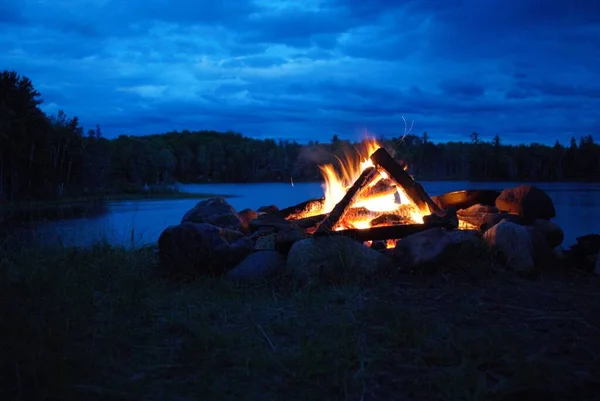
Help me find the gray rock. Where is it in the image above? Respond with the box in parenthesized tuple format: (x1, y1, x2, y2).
(393, 227, 479, 269)
(483, 220, 535, 273)
(225, 251, 285, 282)
(255, 233, 277, 250)
(158, 222, 253, 275)
(286, 236, 393, 283)
(181, 197, 243, 231)
(594, 253, 600, 276)
(531, 219, 564, 248)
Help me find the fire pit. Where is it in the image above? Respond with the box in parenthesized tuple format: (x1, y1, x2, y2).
(158, 139, 566, 282)
(272, 139, 457, 248)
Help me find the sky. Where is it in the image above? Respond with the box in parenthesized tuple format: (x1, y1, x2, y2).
(1, 0, 599, 145)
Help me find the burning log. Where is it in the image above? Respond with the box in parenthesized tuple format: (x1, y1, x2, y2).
(315, 166, 380, 233)
(370, 148, 443, 216)
(277, 198, 325, 220)
(369, 214, 408, 227)
(313, 222, 449, 242)
(358, 179, 397, 201)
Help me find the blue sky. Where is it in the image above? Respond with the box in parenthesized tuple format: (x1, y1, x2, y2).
(1, 0, 599, 144)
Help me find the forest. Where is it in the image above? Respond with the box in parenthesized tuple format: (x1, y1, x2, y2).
(1, 69, 600, 202)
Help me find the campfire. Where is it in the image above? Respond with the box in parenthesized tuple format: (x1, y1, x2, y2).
(276, 139, 458, 248)
(160, 137, 564, 281)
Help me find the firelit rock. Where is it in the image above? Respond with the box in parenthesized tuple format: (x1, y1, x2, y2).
(237, 208, 258, 233)
(495, 185, 556, 220)
(483, 220, 535, 273)
(479, 212, 523, 233)
(158, 222, 252, 276)
(225, 251, 285, 282)
(181, 197, 243, 231)
(286, 236, 393, 283)
(393, 227, 479, 269)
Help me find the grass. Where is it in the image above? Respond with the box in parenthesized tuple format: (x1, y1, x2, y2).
(1, 241, 600, 401)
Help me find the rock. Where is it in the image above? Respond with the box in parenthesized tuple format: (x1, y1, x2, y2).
(225, 251, 285, 282)
(594, 253, 600, 276)
(532, 219, 564, 248)
(238, 208, 258, 233)
(480, 212, 523, 233)
(257, 205, 279, 214)
(483, 220, 535, 273)
(181, 197, 243, 231)
(158, 222, 253, 275)
(255, 233, 277, 250)
(286, 236, 394, 283)
(456, 204, 501, 231)
(393, 227, 479, 269)
(495, 185, 556, 220)
(526, 226, 556, 269)
(250, 213, 297, 231)
(276, 225, 306, 252)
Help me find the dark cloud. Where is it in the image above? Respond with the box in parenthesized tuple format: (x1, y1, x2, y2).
(0, 0, 597, 145)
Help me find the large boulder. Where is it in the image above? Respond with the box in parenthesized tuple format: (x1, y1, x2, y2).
(393, 227, 479, 269)
(286, 236, 393, 283)
(495, 185, 556, 221)
(181, 197, 243, 231)
(531, 218, 564, 248)
(483, 220, 535, 273)
(158, 222, 253, 275)
(225, 251, 285, 282)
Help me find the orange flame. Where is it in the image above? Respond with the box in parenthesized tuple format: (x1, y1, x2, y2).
(303, 138, 428, 230)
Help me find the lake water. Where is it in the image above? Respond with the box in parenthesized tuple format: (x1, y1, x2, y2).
(18, 181, 600, 249)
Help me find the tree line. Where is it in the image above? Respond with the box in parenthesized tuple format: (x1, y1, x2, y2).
(1, 70, 599, 202)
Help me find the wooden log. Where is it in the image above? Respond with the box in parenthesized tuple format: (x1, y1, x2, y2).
(294, 214, 328, 230)
(277, 198, 325, 220)
(370, 148, 443, 216)
(313, 222, 448, 242)
(369, 214, 409, 227)
(357, 179, 397, 201)
(315, 166, 379, 233)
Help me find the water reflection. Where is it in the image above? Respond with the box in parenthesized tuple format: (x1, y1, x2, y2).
(23, 181, 600, 248)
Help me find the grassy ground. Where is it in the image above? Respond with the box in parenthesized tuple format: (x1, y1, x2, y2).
(1, 243, 599, 401)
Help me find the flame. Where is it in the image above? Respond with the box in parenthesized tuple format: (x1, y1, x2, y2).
(303, 137, 429, 230)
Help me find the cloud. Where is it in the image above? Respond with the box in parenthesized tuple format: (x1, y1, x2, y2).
(0, 0, 598, 145)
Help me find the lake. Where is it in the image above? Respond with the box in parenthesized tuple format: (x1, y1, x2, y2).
(17, 181, 600, 249)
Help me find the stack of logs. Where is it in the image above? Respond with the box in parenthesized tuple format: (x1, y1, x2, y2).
(277, 148, 458, 242)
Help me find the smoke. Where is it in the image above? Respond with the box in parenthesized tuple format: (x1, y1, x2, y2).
(296, 145, 333, 166)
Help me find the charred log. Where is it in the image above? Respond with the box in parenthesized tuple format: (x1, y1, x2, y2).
(277, 198, 325, 220)
(294, 214, 328, 230)
(313, 222, 449, 242)
(315, 166, 379, 233)
(370, 148, 443, 216)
